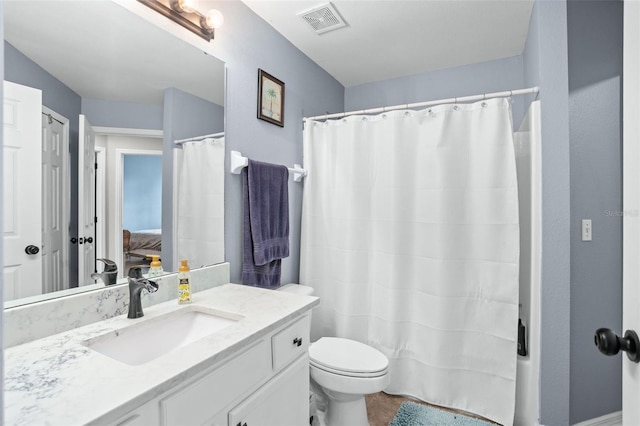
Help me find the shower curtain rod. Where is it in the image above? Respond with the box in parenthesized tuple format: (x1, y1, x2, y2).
(174, 131, 225, 145)
(303, 86, 540, 122)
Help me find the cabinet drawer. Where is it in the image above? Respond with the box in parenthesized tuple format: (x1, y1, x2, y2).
(271, 314, 311, 371)
(160, 339, 271, 425)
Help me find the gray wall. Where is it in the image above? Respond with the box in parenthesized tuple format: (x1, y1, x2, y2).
(568, 1, 623, 423)
(81, 98, 163, 130)
(4, 42, 82, 131)
(524, 1, 572, 424)
(346, 55, 527, 128)
(161, 87, 225, 271)
(200, 1, 344, 285)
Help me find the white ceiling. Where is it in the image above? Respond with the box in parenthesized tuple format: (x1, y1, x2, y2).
(4, 1, 225, 106)
(242, 0, 534, 87)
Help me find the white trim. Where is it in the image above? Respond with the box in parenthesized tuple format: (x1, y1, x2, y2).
(93, 126, 163, 138)
(572, 411, 622, 426)
(114, 148, 162, 275)
(623, 1, 640, 424)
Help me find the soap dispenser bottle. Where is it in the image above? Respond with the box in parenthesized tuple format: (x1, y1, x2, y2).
(178, 259, 192, 304)
(146, 255, 164, 278)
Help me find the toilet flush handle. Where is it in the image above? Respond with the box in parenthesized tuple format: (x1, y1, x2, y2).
(293, 337, 303, 347)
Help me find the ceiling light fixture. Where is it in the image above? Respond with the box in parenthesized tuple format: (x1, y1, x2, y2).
(137, 0, 223, 42)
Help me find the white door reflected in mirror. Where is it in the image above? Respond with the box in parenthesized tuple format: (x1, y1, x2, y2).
(78, 115, 97, 287)
(3, 81, 43, 301)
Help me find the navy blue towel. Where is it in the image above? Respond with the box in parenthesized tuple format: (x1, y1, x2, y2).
(242, 159, 290, 288)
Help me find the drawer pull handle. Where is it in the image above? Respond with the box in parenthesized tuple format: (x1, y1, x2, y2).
(293, 337, 303, 347)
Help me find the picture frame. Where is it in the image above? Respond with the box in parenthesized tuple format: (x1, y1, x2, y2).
(257, 69, 285, 127)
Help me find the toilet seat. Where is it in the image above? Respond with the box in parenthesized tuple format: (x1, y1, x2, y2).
(310, 337, 389, 378)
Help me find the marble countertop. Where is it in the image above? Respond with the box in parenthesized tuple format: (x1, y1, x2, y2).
(5, 284, 318, 426)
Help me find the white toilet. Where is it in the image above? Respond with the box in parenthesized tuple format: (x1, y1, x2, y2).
(278, 284, 390, 426)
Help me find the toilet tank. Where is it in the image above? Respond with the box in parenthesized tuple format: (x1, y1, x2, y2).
(277, 283, 315, 296)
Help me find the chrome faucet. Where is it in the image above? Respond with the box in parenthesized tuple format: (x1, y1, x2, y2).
(127, 266, 159, 319)
(91, 258, 118, 286)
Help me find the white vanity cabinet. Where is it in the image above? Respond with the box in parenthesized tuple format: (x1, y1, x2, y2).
(107, 313, 311, 426)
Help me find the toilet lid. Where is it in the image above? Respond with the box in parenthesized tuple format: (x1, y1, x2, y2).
(309, 337, 389, 375)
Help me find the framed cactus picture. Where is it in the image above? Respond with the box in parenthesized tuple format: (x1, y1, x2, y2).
(257, 69, 285, 127)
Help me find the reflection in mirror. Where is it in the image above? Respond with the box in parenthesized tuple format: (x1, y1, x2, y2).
(3, 0, 225, 307)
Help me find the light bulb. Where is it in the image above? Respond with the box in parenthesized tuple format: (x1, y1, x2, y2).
(203, 9, 224, 29)
(178, 0, 197, 13)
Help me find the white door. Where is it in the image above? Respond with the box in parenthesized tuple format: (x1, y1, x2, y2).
(623, 2, 640, 423)
(41, 111, 67, 293)
(2, 81, 42, 300)
(78, 115, 96, 286)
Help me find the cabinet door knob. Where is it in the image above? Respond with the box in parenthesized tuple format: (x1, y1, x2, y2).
(293, 337, 302, 347)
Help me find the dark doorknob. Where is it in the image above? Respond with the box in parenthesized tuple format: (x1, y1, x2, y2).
(594, 328, 640, 363)
(24, 245, 40, 255)
(85, 237, 93, 244)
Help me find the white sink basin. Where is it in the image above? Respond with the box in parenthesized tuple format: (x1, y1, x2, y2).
(85, 307, 243, 365)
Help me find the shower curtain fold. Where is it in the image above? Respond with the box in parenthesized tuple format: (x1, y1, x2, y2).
(177, 137, 225, 268)
(300, 98, 519, 426)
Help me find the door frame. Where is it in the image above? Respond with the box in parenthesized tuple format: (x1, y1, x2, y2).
(114, 147, 163, 274)
(94, 127, 163, 278)
(623, 1, 640, 423)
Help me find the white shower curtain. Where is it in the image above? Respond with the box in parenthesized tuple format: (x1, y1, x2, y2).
(300, 98, 519, 426)
(177, 137, 225, 268)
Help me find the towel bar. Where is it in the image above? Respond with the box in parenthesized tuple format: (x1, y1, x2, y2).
(230, 150, 307, 182)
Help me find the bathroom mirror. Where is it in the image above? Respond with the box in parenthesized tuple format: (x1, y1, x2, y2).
(3, 0, 225, 307)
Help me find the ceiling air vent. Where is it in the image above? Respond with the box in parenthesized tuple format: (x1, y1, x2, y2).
(298, 2, 347, 35)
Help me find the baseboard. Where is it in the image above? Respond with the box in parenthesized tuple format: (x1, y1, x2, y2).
(572, 411, 622, 426)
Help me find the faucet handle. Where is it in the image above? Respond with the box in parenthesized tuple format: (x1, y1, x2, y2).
(128, 266, 142, 279)
(97, 258, 117, 273)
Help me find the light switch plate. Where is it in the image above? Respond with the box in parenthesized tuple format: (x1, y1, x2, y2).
(582, 219, 592, 241)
